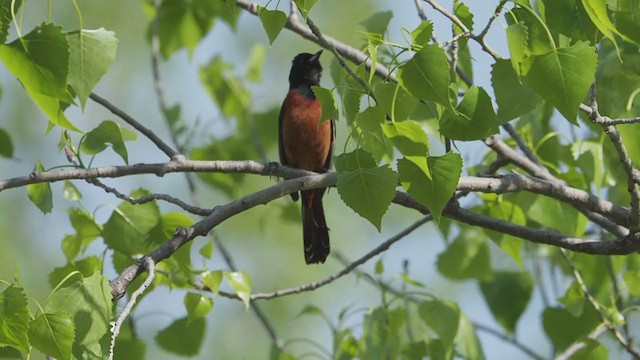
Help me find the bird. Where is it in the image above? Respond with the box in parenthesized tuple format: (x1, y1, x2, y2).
(279, 50, 335, 264)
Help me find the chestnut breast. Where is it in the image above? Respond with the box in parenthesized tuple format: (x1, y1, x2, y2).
(280, 90, 333, 172)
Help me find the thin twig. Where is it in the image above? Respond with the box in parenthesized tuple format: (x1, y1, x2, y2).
(413, 0, 428, 21)
(110, 257, 155, 360)
(473, 323, 546, 360)
(214, 235, 284, 348)
(555, 324, 608, 360)
(214, 216, 433, 301)
(422, 0, 501, 59)
(502, 123, 540, 165)
(580, 87, 640, 228)
(304, 16, 377, 103)
(477, 0, 508, 39)
(89, 93, 179, 160)
(89, 178, 211, 216)
(234, 0, 396, 81)
(560, 250, 640, 359)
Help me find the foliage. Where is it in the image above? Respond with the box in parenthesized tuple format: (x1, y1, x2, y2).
(1, 0, 640, 358)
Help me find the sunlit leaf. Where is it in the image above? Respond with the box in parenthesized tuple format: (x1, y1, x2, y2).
(66, 29, 118, 109)
(27, 159, 53, 214)
(225, 271, 252, 309)
(28, 311, 74, 360)
(155, 317, 206, 356)
(257, 7, 286, 45)
(0, 285, 31, 353)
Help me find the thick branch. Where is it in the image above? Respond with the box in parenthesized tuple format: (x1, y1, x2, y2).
(110, 172, 336, 299)
(458, 175, 630, 227)
(444, 204, 640, 255)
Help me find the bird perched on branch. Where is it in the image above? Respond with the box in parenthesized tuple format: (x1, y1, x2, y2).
(279, 50, 335, 264)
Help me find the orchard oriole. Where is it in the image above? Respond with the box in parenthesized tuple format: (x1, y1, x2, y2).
(279, 50, 335, 264)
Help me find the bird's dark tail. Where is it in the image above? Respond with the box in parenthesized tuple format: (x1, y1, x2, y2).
(301, 189, 330, 264)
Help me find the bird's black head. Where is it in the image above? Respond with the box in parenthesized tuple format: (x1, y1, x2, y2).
(288, 50, 323, 90)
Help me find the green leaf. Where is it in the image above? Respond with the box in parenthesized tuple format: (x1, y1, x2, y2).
(483, 198, 525, 267)
(336, 163, 397, 231)
(612, 6, 640, 45)
(62, 181, 82, 201)
(81, 120, 136, 164)
(293, 0, 318, 18)
(335, 148, 377, 172)
(199, 56, 250, 118)
(199, 239, 214, 259)
(570, 339, 608, 360)
(224, 271, 251, 309)
(398, 45, 451, 108)
(66, 29, 117, 109)
(491, 59, 542, 122)
(28, 312, 74, 360)
(0, 23, 77, 130)
(360, 11, 393, 37)
(0, 128, 13, 158)
(0, 23, 71, 101)
(440, 86, 498, 140)
(397, 152, 462, 222)
(456, 314, 485, 360)
(480, 271, 533, 333)
(200, 270, 223, 295)
(0, 285, 31, 353)
(354, 106, 389, 162)
(101, 189, 161, 254)
(154, 0, 217, 58)
(45, 273, 112, 359)
(155, 317, 206, 356)
(543, 306, 600, 350)
(623, 270, 640, 296)
(375, 82, 419, 121)
(360, 307, 404, 358)
(540, 0, 598, 45)
(526, 194, 587, 236)
(0, 0, 23, 43)
(27, 159, 53, 214)
(257, 7, 286, 45)
(453, 0, 474, 33)
(524, 42, 597, 124)
(48, 256, 103, 288)
(381, 120, 429, 156)
(505, 22, 531, 76)
(580, 0, 620, 51)
(418, 300, 460, 348)
(312, 86, 338, 123)
(245, 44, 266, 82)
(558, 280, 586, 316)
(59, 208, 102, 261)
(184, 292, 213, 325)
(437, 230, 492, 280)
(411, 20, 434, 47)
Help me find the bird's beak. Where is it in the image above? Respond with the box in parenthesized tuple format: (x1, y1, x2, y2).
(309, 50, 323, 63)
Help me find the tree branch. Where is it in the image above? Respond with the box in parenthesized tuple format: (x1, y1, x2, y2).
(109, 257, 155, 360)
(444, 204, 640, 255)
(214, 215, 433, 301)
(233, 0, 396, 81)
(89, 93, 179, 160)
(109, 172, 336, 299)
(580, 97, 640, 228)
(560, 250, 640, 359)
(214, 234, 284, 348)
